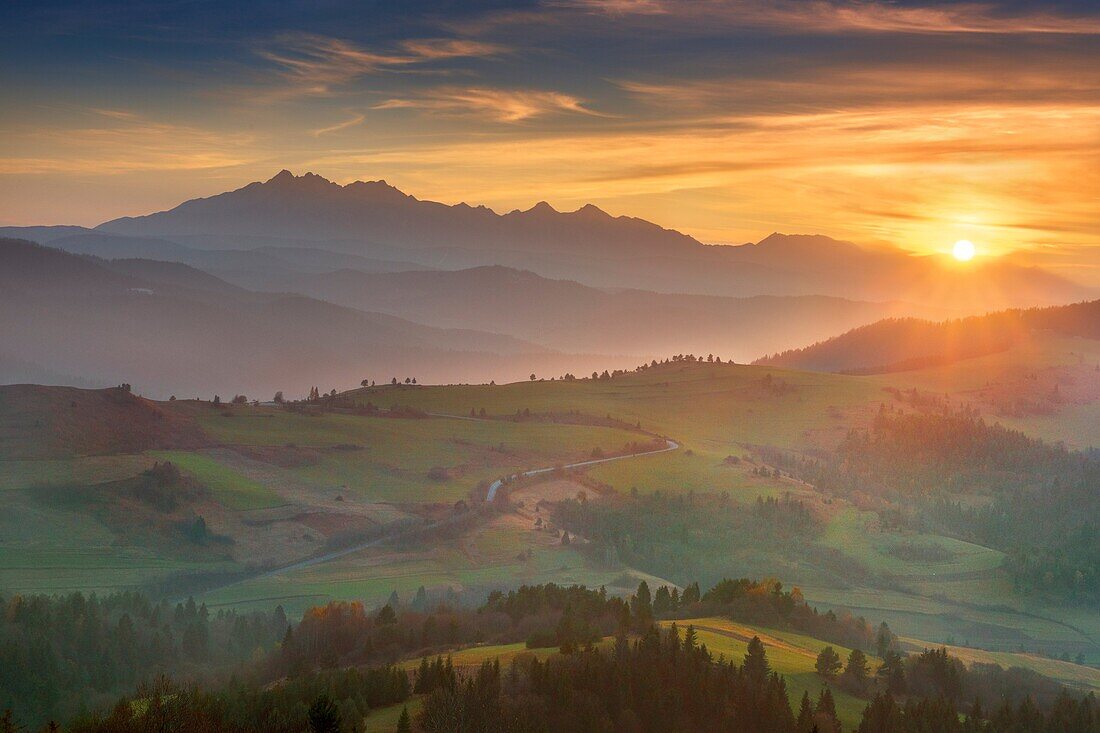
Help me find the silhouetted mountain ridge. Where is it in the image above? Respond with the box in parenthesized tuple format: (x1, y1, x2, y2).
(90, 171, 1090, 307)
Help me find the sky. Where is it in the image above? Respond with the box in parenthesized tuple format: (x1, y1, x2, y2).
(1, 0, 1098, 273)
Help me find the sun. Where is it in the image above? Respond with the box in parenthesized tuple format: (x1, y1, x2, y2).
(952, 239, 976, 262)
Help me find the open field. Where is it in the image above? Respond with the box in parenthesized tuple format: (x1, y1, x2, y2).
(149, 450, 284, 510)
(3, 350, 1097, 677)
(191, 405, 649, 505)
(799, 583, 1100, 664)
(349, 364, 883, 454)
(363, 697, 423, 733)
(0, 545, 234, 594)
(863, 334, 1100, 450)
(200, 527, 624, 616)
(817, 508, 1005, 578)
(584, 446, 788, 499)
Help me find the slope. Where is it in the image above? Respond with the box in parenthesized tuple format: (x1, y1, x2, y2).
(0, 238, 578, 398)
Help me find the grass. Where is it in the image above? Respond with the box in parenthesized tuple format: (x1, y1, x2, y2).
(363, 696, 423, 733)
(348, 363, 882, 454)
(663, 617, 870, 729)
(0, 455, 157, 493)
(150, 450, 284, 510)
(585, 446, 788, 500)
(200, 520, 632, 616)
(193, 407, 647, 505)
(5, 351, 1097, 675)
(797, 583, 1100, 663)
(817, 508, 1004, 578)
(863, 334, 1100, 450)
(0, 545, 232, 594)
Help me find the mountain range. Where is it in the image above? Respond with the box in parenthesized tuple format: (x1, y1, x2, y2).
(10, 169, 1080, 307)
(2, 170, 1094, 396)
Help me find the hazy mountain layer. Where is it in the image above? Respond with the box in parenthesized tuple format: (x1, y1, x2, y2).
(0, 238, 608, 398)
(89, 171, 1091, 307)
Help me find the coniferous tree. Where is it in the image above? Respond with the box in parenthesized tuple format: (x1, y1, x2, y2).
(307, 695, 340, 733)
(815, 687, 842, 733)
(816, 646, 842, 678)
(797, 690, 815, 732)
(395, 705, 411, 733)
(744, 636, 771, 685)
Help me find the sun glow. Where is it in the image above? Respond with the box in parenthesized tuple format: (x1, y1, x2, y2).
(952, 239, 976, 261)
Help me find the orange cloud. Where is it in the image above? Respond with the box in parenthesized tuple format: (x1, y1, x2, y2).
(554, 0, 1100, 34)
(0, 109, 256, 175)
(374, 87, 604, 122)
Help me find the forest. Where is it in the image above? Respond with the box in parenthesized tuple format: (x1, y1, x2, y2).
(5, 580, 1098, 732)
(52, 625, 1100, 733)
(762, 408, 1100, 604)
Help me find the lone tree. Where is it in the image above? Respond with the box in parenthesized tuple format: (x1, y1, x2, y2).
(816, 646, 842, 678)
(530, 373, 536, 381)
(273, 391, 284, 404)
(361, 379, 370, 387)
(396, 706, 412, 733)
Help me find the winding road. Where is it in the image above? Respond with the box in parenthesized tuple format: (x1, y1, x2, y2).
(486, 437, 680, 501)
(200, 420, 679, 600)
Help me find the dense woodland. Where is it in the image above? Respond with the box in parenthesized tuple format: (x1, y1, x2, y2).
(22, 626, 1100, 733)
(8, 580, 1098, 732)
(765, 408, 1100, 604)
(0, 592, 287, 725)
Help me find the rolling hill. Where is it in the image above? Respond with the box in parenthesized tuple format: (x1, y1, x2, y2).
(0, 384, 208, 459)
(0, 237, 602, 398)
(755, 300, 1100, 373)
(244, 264, 945, 361)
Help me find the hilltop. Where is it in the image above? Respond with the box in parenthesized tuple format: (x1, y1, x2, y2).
(0, 384, 207, 459)
(755, 300, 1100, 373)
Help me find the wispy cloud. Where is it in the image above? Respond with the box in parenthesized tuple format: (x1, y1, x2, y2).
(398, 38, 508, 60)
(312, 113, 366, 136)
(374, 87, 604, 122)
(254, 33, 506, 99)
(551, 0, 1100, 35)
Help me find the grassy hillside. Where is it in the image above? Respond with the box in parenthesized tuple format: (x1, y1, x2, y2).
(4, 338, 1098, 668)
(0, 384, 207, 459)
(341, 358, 1100, 662)
(756, 300, 1100, 374)
(0, 390, 649, 598)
